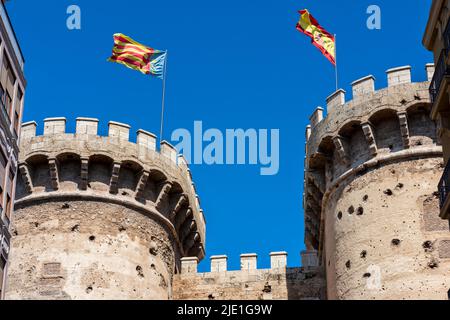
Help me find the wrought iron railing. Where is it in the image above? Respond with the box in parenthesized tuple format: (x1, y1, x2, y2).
(0, 218, 10, 260)
(438, 160, 450, 209)
(430, 48, 450, 104)
(430, 20, 450, 103)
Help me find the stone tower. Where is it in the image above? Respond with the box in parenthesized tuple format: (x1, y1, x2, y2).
(4, 117, 206, 300)
(304, 65, 450, 300)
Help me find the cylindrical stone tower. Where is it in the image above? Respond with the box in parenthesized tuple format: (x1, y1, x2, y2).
(4, 117, 206, 300)
(304, 65, 450, 300)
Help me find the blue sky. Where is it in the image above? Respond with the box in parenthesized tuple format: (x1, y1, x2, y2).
(6, 0, 433, 271)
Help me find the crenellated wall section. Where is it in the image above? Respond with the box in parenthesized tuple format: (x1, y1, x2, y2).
(173, 251, 325, 300)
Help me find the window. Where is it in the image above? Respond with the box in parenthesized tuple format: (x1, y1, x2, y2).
(8, 168, 14, 182)
(0, 255, 5, 298)
(0, 186, 3, 214)
(0, 53, 15, 118)
(4, 194, 11, 224)
(13, 88, 22, 135)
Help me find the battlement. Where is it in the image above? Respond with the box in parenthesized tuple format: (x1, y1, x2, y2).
(173, 251, 325, 300)
(302, 64, 442, 252)
(179, 250, 319, 274)
(16, 117, 206, 260)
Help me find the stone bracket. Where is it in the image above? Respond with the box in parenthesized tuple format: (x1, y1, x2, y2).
(333, 136, 350, 165)
(80, 157, 89, 190)
(397, 112, 410, 149)
(170, 194, 187, 221)
(181, 220, 197, 244)
(109, 162, 121, 194)
(361, 122, 378, 156)
(175, 207, 192, 234)
(134, 170, 150, 199)
(18, 163, 33, 194)
(48, 158, 59, 191)
(184, 232, 200, 253)
(156, 181, 172, 211)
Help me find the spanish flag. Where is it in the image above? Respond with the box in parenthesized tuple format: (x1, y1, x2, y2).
(296, 10, 336, 65)
(108, 33, 166, 78)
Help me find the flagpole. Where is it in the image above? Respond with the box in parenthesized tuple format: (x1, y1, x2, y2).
(334, 34, 338, 91)
(159, 51, 168, 145)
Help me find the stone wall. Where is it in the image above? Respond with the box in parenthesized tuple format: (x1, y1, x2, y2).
(173, 252, 326, 300)
(324, 159, 450, 299)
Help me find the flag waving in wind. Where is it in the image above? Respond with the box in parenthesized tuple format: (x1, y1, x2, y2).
(296, 10, 336, 65)
(108, 33, 166, 78)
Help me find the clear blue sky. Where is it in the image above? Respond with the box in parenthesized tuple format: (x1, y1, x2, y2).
(6, 0, 432, 271)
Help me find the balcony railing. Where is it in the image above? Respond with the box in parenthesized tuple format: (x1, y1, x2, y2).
(438, 160, 450, 209)
(430, 19, 450, 104)
(430, 49, 450, 104)
(0, 218, 10, 259)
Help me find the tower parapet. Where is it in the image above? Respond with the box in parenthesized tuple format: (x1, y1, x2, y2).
(5, 117, 205, 300)
(304, 64, 450, 300)
(173, 251, 325, 300)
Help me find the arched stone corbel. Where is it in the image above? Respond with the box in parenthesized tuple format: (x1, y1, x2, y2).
(18, 163, 33, 194)
(332, 135, 350, 165)
(80, 157, 89, 190)
(48, 158, 59, 191)
(109, 162, 121, 194)
(361, 122, 378, 156)
(134, 170, 150, 199)
(397, 111, 410, 149)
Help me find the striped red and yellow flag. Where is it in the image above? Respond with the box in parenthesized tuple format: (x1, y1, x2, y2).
(296, 10, 336, 65)
(108, 33, 166, 78)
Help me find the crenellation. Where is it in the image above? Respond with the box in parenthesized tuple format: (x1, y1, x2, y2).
(270, 252, 287, 269)
(326, 89, 345, 113)
(211, 255, 228, 272)
(137, 129, 157, 152)
(76, 117, 99, 136)
(108, 121, 130, 141)
(161, 140, 178, 164)
(301, 250, 319, 268)
(240, 253, 257, 271)
(309, 107, 324, 128)
(181, 257, 198, 274)
(351, 75, 375, 98)
(305, 125, 312, 142)
(386, 65, 412, 87)
(43, 117, 66, 136)
(20, 121, 37, 141)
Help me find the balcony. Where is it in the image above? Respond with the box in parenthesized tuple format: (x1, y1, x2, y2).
(438, 160, 450, 219)
(0, 218, 9, 260)
(430, 49, 450, 104)
(429, 19, 450, 119)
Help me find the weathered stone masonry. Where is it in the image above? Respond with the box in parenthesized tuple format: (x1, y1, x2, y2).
(173, 252, 326, 300)
(304, 64, 450, 300)
(4, 117, 206, 300)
